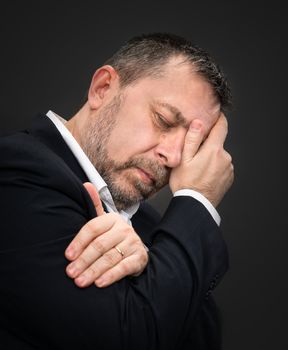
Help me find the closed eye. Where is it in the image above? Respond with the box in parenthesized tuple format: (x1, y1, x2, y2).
(155, 113, 173, 130)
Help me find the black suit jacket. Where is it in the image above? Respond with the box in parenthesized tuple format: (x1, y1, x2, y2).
(0, 114, 228, 349)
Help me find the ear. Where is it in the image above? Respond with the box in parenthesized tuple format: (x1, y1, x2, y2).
(88, 65, 119, 109)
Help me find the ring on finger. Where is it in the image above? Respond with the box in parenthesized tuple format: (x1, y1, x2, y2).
(115, 245, 125, 258)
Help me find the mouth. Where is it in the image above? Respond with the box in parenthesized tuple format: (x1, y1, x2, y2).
(135, 167, 155, 185)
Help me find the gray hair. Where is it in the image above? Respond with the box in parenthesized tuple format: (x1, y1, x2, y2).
(105, 32, 232, 111)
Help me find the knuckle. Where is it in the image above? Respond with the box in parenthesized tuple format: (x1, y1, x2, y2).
(72, 236, 86, 251)
(138, 253, 148, 268)
(121, 225, 135, 238)
(122, 226, 132, 236)
(86, 265, 98, 278)
(142, 250, 149, 264)
(103, 270, 114, 282)
(91, 239, 105, 255)
(224, 151, 232, 163)
(130, 232, 140, 242)
(134, 244, 146, 259)
(128, 237, 143, 252)
(85, 218, 98, 233)
(138, 241, 147, 253)
(212, 147, 232, 165)
(75, 255, 88, 269)
(103, 251, 117, 266)
(120, 260, 131, 275)
(132, 262, 141, 274)
(135, 258, 145, 272)
(211, 145, 222, 156)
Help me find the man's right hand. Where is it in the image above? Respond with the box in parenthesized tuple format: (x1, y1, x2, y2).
(169, 113, 234, 207)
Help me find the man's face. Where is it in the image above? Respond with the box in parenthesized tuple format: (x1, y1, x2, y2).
(82, 60, 220, 210)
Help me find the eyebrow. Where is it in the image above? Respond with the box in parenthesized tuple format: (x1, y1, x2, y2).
(153, 101, 190, 128)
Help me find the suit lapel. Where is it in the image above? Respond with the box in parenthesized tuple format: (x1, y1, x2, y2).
(25, 113, 89, 184)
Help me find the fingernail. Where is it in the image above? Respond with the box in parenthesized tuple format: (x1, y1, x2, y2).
(190, 120, 202, 130)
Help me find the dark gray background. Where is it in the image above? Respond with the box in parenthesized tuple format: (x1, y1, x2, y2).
(1, 1, 287, 349)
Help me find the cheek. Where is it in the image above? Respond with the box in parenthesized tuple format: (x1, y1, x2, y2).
(107, 119, 158, 161)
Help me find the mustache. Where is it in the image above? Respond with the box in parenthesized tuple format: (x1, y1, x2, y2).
(115, 156, 170, 188)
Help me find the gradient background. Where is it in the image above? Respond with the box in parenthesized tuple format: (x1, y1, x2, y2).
(1, 1, 287, 349)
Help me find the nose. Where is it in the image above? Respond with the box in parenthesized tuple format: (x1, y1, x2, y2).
(155, 130, 185, 168)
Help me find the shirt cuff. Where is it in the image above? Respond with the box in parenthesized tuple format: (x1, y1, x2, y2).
(173, 189, 221, 226)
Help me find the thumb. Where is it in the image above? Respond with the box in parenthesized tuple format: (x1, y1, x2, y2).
(205, 113, 228, 147)
(83, 182, 105, 216)
(182, 119, 204, 163)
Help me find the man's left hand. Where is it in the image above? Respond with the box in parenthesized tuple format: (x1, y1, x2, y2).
(65, 182, 148, 288)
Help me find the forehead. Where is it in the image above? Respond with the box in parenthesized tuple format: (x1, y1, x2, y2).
(123, 60, 221, 134)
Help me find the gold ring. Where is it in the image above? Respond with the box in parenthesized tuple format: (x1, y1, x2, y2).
(115, 246, 124, 258)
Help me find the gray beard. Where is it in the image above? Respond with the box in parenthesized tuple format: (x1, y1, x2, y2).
(80, 95, 169, 211)
(100, 155, 169, 210)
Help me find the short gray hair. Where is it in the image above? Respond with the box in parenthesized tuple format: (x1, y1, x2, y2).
(105, 32, 232, 111)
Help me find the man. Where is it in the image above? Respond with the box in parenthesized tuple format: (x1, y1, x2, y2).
(0, 33, 234, 349)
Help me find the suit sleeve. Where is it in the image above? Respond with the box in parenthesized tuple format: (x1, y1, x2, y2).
(0, 135, 228, 350)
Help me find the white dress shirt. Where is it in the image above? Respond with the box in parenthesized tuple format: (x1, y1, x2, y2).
(46, 111, 220, 226)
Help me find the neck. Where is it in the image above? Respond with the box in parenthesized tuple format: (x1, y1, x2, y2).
(65, 103, 90, 146)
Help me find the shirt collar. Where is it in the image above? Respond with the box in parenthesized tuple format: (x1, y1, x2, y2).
(46, 110, 139, 222)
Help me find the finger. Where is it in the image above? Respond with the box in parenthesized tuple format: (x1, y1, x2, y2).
(72, 237, 146, 287)
(65, 213, 116, 260)
(95, 254, 148, 288)
(71, 234, 138, 285)
(83, 182, 105, 216)
(73, 248, 123, 287)
(182, 119, 205, 163)
(66, 226, 127, 278)
(205, 113, 228, 147)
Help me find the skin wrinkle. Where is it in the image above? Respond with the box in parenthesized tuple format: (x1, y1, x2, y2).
(79, 94, 169, 210)
(72, 58, 221, 211)
(152, 100, 190, 129)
